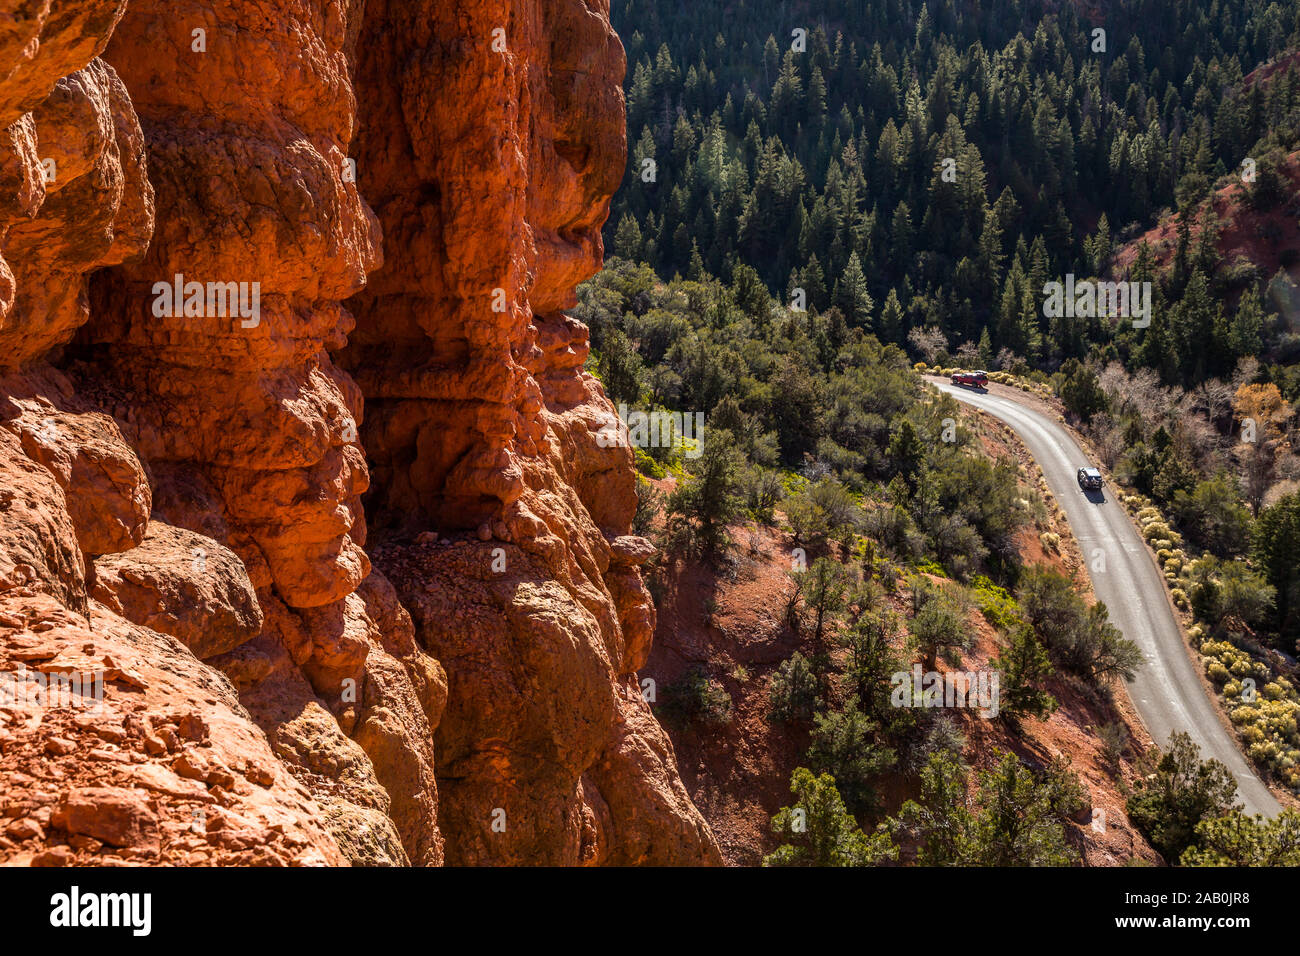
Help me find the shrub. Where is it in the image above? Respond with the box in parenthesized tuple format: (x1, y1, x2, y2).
(807, 701, 896, 815)
(764, 768, 898, 867)
(660, 666, 732, 728)
(1097, 721, 1130, 768)
(768, 653, 820, 724)
(913, 558, 947, 577)
(634, 447, 665, 479)
(1127, 731, 1240, 862)
(971, 574, 1025, 631)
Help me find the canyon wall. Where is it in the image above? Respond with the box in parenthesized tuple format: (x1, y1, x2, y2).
(0, 0, 718, 866)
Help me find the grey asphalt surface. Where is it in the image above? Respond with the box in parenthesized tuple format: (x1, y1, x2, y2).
(931, 378, 1281, 818)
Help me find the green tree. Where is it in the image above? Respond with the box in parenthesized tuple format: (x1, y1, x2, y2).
(1017, 566, 1143, 685)
(1170, 474, 1252, 557)
(969, 753, 1078, 866)
(596, 328, 643, 405)
(890, 749, 973, 865)
(632, 475, 663, 538)
(660, 665, 732, 729)
(796, 556, 852, 655)
(807, 701, 895, 815)
(612, 213, 643, 261)
(665, 428, 745, 558)
(887, 419, 926, 489)
(1180, 809, 1300, 866)
(834, 251, 874, 328)
(769, 356, 824, 463)
(1247, 154, 1286, 210)
(890, 201, 914, 264)
(1254, 493, 1300, 649)
(1126, 731, 1241, 862)
(991, 625, 1057, 724)
(769, 653, 820, 724)
(764, 768, 898, 867)
(839, 611, 903, 719)
(1058, 358, 1107, 424)
(890, 750, 1077, 866)
(907, 580, 969, 671)
(879, 288, 904, 343)
(1188, 557, 1275, 632)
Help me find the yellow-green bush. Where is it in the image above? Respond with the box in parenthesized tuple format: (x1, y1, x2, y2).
(1249, 741, 1281, 763)
(1231, 704, 1261, 725)
(1264, 681, 1290, 702)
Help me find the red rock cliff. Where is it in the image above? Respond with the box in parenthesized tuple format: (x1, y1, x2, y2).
(0, 0, 718, 866)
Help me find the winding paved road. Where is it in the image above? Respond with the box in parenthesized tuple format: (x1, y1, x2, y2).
(930, 378, 1280, 818)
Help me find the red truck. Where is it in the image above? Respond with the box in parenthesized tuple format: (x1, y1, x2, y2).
(951, 370, 988, 388)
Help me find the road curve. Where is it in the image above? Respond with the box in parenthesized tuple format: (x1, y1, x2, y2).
(930, 378, 1281, 818)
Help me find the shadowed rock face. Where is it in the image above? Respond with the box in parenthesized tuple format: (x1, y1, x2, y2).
(0, 0, 717, 867)
(342, 0, 628, 532)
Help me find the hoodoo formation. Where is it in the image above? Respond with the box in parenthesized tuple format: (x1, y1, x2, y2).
(0, 0, 718, 866)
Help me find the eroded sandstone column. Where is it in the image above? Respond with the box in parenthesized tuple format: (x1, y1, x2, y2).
(344, 0, 721, 865)
(78, 0, 446, 865)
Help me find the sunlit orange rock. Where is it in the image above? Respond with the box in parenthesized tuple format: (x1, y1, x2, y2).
(0, 0, 714, 868)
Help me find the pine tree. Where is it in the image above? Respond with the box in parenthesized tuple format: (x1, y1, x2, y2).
(834, 251, 874, 328)
(880, 288, 904, 343)
(991, 625, 1057, 724)
(612, 213, 643, 261)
